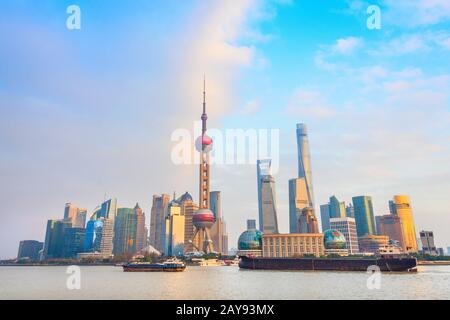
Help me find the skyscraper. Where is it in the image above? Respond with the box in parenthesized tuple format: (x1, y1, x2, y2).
(164, 199, 185, 256)
(150, 194, 171, 253)
(352, 196, 376, 237)
(134, 203, 146, 253)
(320, 204, 331, 232)
(319, 196, 346, 232)
(298, 207, 319, 233)
(289, 123, 316, 233)
(346, 204, 355, 218)
(83, 198, 117, 256)
(43, 219, 72, 259)
(113, 207, 137, 255)
(17, 240, 43, 261)
(63, 227, 85, 258)
(289, 178, 310, 233)
(330, 217, 359, 254)
(64, 203, 87, 228)
(329, 196, 346, 218)
(177, 193, 198, 253)
(420, 231, 437, 256)
(210, 191, 228, 254)
(257, 159, 279, 234)
(376, 214, 406, 252)
(389, 195, 418, 253)
(296, 123, 315, 208)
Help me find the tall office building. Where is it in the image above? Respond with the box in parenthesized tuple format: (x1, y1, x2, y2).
(289, 123, 316, 233)
(329, 196, 346, 218)
(420, 231, 438, 255)
(222, 220, 229, 255)
(63, 227, 85, 258)
(346, 204, 355, 218)
(210, 191, 228, 254)
(17, 240, 43, 261)
(164, 199, 185, 256)
(83, 198, 117, 256)
(134, 203, 146, 253)
(289, 178, 310, 233)
(43, 219, 72, 259)
(389, 195, 418, 253)
(179, 194, 199, 253)
(330, 217, 359, 254)
(43, 220, 58, 259)
(298, 207, 319, 233)
(296, 123, 315, 208)
(257, 159, 279, 234)
(113, 208, 137, 255)
(64, 203, 87, 228)
(99, 218, 114, 255)
(352, 196, 376, 237)
(84, 219, 104, 252)
(376, 214, 406, 252)
(150, 194, 171, 253)
(320, 204, 331, 232)
(320, 196, 346, 232)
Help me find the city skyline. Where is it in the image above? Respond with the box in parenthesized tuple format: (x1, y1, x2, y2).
(1, 0, 450, 258)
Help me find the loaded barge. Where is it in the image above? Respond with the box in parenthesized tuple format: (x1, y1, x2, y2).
(239, 255, 417, 272)
(123, 259, 186, 272)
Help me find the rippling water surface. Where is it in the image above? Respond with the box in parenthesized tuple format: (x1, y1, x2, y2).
(1, 265, 449, 299)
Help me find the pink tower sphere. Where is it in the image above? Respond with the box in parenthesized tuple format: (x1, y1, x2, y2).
(195, 135, 213, 153)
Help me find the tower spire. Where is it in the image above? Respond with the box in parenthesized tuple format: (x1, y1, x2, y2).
(201, 75, 207, 135)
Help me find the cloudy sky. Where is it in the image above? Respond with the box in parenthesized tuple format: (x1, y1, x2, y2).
(1, 0, 450, 258)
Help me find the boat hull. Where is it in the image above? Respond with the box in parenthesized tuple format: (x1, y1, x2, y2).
(239, 256, 417, 272)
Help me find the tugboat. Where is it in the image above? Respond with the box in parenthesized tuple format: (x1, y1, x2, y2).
(123, 258, 186, 272)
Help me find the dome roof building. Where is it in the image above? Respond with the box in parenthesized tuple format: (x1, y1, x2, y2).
(237, 219, 262, 257)
(323, 229, 347, 250)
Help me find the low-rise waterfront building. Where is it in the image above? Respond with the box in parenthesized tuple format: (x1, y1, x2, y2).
(262, 233, 324, 258)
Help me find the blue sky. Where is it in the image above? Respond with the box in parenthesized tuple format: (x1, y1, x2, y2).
(1, 0, 450, 258)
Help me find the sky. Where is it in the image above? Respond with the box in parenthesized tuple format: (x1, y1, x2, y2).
(1, 0, 450, 258)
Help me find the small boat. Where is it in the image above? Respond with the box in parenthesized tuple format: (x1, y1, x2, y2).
(123, 258, 186, 272)
(224, 258, 239, 266)
(199, 259, 225, 267)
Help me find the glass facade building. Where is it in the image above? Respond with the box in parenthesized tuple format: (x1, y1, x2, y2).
(17, 240, 43, 261)
(389, 195, 418, 253)
(113, 208, 137, 255)
(289, 124, 316, 233)
(352, 196, 376, 237)
(296, 124, 315, 210)
(257, 159, 279, 234)
(63, 227, 86, 258)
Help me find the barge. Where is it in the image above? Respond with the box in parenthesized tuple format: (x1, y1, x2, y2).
(123, 259, 186, 272)
(239, 255, 417, 272)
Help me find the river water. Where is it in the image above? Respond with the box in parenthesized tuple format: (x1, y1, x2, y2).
(1, 265, 449, 300)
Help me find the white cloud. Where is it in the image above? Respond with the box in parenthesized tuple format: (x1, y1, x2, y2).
(383, 0, 450, 27)
(240, 100, 260, 115)
(286, 89, 337, 119)
(332, 37, 364, 55)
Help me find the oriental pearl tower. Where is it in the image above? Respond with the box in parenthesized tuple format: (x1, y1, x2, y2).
(191, 78, 215, 254)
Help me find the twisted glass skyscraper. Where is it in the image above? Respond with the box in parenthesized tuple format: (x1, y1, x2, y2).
(296, 124, 315, 208)
(289, 124, 316, 233)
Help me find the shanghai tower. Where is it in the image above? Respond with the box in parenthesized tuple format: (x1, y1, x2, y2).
(289, 123, 316, 233)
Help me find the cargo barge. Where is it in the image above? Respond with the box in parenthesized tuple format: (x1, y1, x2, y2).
(239, 256, 417, 272)
(123, 259, 186, 272)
